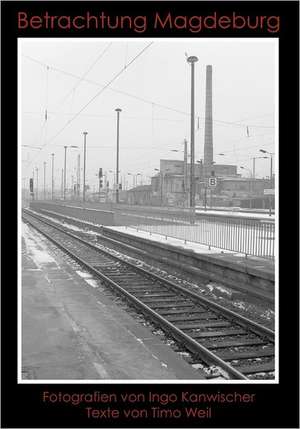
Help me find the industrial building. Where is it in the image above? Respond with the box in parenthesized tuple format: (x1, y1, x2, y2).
(126, 64, 274, 208)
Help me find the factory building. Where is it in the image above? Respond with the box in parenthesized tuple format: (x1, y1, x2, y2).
(131, 64, 274, 208)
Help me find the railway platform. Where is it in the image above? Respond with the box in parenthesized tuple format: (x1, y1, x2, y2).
(22, 223, 204, 381)
(25, 203, 275, 303)
(108, 225, 274, 274)
(102, 226, 275, 303)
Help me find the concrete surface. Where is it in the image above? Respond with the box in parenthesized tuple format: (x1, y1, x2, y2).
(22, 223, 204, 380)
(23, 207, 274, 302)
(101, 226, 275, 303)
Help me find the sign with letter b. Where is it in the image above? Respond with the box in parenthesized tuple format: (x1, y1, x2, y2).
(208, 177, 217, 187)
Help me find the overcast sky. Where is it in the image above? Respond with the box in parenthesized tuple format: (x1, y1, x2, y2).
(20, 38, 277, 190)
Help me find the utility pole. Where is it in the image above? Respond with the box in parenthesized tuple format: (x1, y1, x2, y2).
(63, 146, 67, 200)
(77, 154, 80, 198)
(35, 167, 39, 200)
(270, 155, 273, 187)
(43, 161, 46, 200)
(115, 108, 122, 204)
(160, 171, 163, 205)
(32, 168, 35, 199)
(61, 169, 63, 199)
(83, 131, 88, 202)
(259, 149, 274, 188)
(71, 175, 75, 198)
(252, 158, 255, 205)
(183, 138, 188, 204)
(252, 156, 268, 179)
(98, 168, 103, 200)
(51, 153, 54, 200)
(187, 55, 198, 213)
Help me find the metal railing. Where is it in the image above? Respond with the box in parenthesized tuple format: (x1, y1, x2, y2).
(30, 201, 275, 259)
(120, 212, 275, 260)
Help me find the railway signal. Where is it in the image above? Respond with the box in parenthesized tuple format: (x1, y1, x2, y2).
(98, 168, 103, 191)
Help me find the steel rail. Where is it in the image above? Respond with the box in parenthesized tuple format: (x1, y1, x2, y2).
(23, 211, 250, 379)
(24, 207, 275, 304)
(24, 208, 274, 342)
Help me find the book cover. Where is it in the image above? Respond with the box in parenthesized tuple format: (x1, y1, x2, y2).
(1, 0, 299, 428)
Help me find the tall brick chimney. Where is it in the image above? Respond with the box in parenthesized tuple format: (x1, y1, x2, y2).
(204, 65, 213, 178)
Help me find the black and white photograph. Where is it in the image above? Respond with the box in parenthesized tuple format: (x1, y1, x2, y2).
(20, 38, 277, 383)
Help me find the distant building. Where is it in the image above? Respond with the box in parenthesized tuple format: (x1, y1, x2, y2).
(213, 164, 238, 177)
(212, 177, 273, 208)
(217, 177, 270, 196)
(126, 185, 153, 205)
(159, 159, 237, 177)
(151, 159, 240, 207)
(144, 62, 274, 208)
(148, 159, 273, 208)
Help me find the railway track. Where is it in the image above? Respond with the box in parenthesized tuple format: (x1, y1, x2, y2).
(22, 209, 275, 380)
(24, 207, 275, 304)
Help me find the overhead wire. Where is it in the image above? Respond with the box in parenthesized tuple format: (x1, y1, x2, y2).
(24, 45, 113, 166)
(22, 45, 275, 178)
(43, 65, 50, 145)
(23, 42, 154, 172)
(54, 42, 112, 112)
(22, 53, 275, 130)
(44, 42, 154, 147)
(23, 110, 184, 122)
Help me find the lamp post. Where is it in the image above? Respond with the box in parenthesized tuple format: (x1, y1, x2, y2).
(240, 166, 253, 208)
(43, 161, 46, 200)
(63, 146, 67, 200)
(127, 173, 133, 189)
(83, 132, 88, 202)
(136, 173, 141, 187)
(35, 167, 39, 200)
(196, 159, 204, 208)
(183, 139, 188, 203)
(32, 168, 35, 199)
(22, 145, 42, 150)
(51, 153, 54, 200)
(77, 154, 81, 198)
(115, 108, 122, 203)
(63, 145, 78, 201)
(155, 168, 170, 205)
(109, 170, 115, 190)
(259, 149, 274, 187)
(251, 156, 268, 179)
(154, 168, 163, 204)
(186, 55, 198, 212)
(260, 149, 274, 216)
(171, 139, 188, 205)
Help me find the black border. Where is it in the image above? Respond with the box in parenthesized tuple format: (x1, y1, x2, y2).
(1, 1, 299, 428)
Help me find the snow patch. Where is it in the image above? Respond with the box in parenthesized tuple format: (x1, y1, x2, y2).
(85, 279, 99, 289)
(232, 300, 248, 311)
(107, 226, 250, 257)
(196, 208, 275, 221)
(76, 270, 99, 288)
(22, 222, 57, 267)
(210, 283, 232, 296)
(261, 309, 275, 320)
(76, 270, 92, 279)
